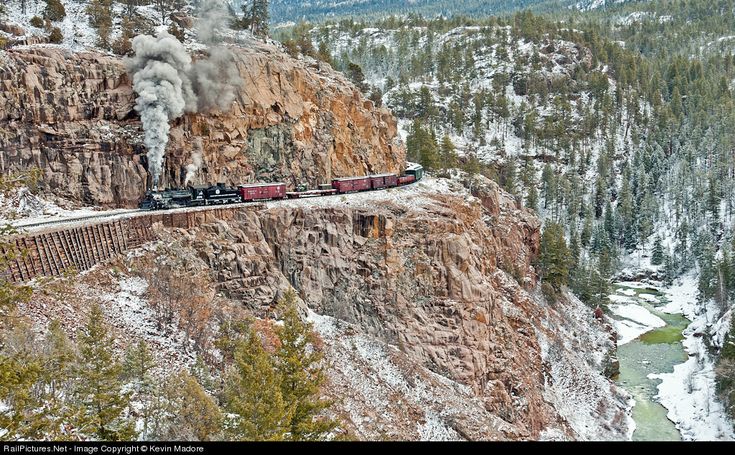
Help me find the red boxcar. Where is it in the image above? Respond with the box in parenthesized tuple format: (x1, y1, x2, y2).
(398, 175, 416, 185)
(238, 183, 286, 201)
(332, 176, 371, 193)
(370, 173, 398, 189)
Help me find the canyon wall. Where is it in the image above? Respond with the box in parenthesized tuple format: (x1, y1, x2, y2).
(156, 177, 630, 440)
(0, 39, 404, 207)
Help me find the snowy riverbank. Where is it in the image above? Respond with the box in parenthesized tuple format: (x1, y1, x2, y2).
(649, 274, 735, 440)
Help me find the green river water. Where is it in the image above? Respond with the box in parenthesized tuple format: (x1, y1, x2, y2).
(611, 284, 690, 441)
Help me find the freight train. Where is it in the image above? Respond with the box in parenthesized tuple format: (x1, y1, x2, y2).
(139, 164, 424, 210)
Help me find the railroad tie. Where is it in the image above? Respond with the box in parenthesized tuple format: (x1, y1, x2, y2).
(41, 235, 61, 276)
(76, 228, 92, 271)
(33, 237, 48, 276)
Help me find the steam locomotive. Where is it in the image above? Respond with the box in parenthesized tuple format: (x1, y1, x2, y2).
(138, 164, 424, 211)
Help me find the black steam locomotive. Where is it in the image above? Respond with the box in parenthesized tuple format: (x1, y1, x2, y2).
(139, 183, 240, 210)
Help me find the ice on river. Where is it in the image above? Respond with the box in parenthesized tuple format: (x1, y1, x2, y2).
(609, 303, 666, 346)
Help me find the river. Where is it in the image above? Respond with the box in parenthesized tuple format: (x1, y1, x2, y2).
(610, 283, 689, 441)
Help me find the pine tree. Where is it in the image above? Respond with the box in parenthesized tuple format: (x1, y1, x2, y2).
(38, 320, 83, 440)
(406, 120, 440, 170)
(247, 0, 269, 38)
(0, 325, 43, 441)
(539, 221, 572, 290)
(87, 0, 113, 48)
(159, 372, 223, 441)
(43, 0, 66, 22)
(651, 236, 665, 265)
(223, 325, 291, 441)
(439, 135, 458, 173)
(275, 290, 337, 441)
(74, 305, 135, 441)
(123, 340, 156, 437)
(346, 62, 369, 93)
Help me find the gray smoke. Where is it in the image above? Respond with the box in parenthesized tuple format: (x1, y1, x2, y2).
(184, 138, 204, 186)
(191, 47, 241, 111)
(128, 31, 196, 187)
(127, 5, 241, 188)
(196, 0, 232, 45)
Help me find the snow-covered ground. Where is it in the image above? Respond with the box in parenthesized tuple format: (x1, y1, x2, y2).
(0, 186, 135, 229)
(649, 274, 735, 440)
(537, 290, 634, 440)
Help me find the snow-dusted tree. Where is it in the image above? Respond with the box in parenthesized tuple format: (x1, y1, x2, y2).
(158, 372, 223, 440)
(275, 290, 337, 440)
(74, 304, 135, 441)
(651, 236, 665, 265)
(43, 0, 66, 22)
(223, 325, 292, 441)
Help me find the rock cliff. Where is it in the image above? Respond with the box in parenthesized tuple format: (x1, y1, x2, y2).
(0, 39, 404, 207)
(148, 176, 630, 440)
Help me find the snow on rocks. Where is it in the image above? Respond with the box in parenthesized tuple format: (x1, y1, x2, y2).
(537, 291, 634, 440)
(308, 311, 516, 440)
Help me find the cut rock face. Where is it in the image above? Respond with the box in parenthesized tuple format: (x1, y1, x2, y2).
(0, 40, 405, 207)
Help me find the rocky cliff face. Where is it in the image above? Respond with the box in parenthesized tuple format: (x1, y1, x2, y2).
(0, 39, 403, 207)
(155, 176, 630, 440)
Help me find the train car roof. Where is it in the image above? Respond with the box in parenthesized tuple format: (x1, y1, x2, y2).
(238, 182, 286, 188)
(332, 176, 371, 181)
(369, 173, 397, 178)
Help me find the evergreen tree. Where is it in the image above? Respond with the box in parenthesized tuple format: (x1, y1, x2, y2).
(539, 221, 572, 290)
(346, 62, 369, 93)
(0, 326, 43, 441)
(87, 0, 113, 48)
(651, 236, 665, 265)
(439, 134, 458, 173)
(74, 305, 135, 441)
(38, 320, 83, 440)
(275, 290, 337, 441)
(159, 372, 223, 441)
(223, 325, 291, 441)
(242, 0, 270, 38)
(406, 119, 440, 170)
(123, 341, 156, 437)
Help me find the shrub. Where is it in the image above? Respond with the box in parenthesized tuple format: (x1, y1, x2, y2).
(541, 282, 557, 305)
(0, 37, 6, 49)
(111, 36, 132, 56)
(30, 16, 44, 28)
(43, 0, 67, 22)
(48, 27, 63, 44)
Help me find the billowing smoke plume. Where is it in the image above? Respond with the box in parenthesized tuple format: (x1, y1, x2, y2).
(127, 2, 242, 188)
(128, 32, 196, 188)
(184, 138, 204, 186)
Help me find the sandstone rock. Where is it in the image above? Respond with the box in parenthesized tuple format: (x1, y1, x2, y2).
(0, 22, 25, 36)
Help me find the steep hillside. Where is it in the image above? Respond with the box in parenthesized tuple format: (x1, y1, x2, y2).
(17, 176, 633, 440)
